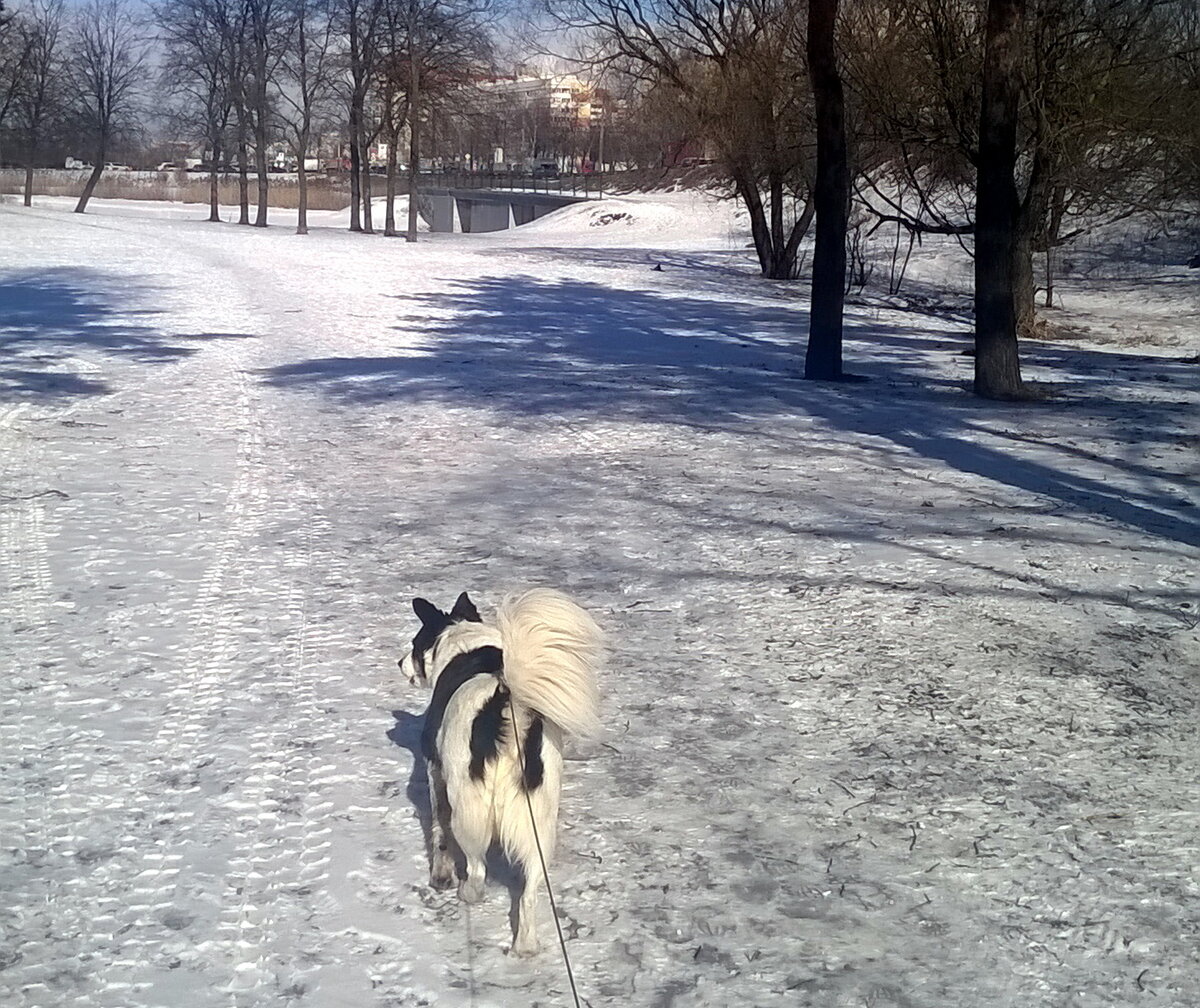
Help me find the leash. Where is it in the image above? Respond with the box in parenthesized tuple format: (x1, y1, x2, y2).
(507, 693, 584, 1008)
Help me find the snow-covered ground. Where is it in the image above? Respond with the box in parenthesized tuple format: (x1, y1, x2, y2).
(1, 192, 1198, 1008)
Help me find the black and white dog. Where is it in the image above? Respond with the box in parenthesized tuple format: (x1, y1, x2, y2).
(399, 588, 602, 956)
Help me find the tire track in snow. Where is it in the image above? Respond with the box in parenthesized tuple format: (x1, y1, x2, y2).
(0, 280, 293, 1006)
(97, 347, 274, 1007)
(0, 395, 91, 1007)
(211, 488, 338, 1006)
(0, 337, 268, 1008)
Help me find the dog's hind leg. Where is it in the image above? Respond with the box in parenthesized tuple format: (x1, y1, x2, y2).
(427, 761, 456, 890)
(511, 861, 543, 957)
(508, 795, 557, 957)
(451, 796, 489, 905)
(507, 725, 562, 957)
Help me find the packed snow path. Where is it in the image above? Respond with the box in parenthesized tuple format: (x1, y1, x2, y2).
(1, 198, 1198, 1008)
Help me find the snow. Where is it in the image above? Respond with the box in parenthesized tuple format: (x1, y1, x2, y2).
(1, 192, 1198, 1008)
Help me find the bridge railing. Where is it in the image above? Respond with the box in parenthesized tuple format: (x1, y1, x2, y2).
(419, 169, 606, 198)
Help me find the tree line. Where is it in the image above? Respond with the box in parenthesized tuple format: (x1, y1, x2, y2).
(0, 0, 496, 237)
(2, 0, 1197, 397)
(560, 0, 1198, 396)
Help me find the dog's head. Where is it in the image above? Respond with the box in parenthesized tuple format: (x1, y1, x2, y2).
(399, 591, 482, 686)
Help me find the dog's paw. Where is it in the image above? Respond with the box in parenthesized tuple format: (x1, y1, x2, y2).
(430, 852, 456, 890)
(510, 936, 540, 958)
(458, 878, 486, 905)
(430, 868, 456, 891)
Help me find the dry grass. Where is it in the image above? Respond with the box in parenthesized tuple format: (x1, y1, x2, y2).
(0, 169, 351, 211)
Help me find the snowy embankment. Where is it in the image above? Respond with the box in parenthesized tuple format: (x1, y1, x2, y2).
(1, 193, 1198, 1008)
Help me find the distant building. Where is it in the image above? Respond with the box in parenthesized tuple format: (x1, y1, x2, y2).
(477, 74, 606, 128)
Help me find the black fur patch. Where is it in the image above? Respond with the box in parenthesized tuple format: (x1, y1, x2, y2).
(522, 715, 545, 792)
(469, 686, 510, 781)
(421, 645, 503, 765)
(409, 610, 452, 682)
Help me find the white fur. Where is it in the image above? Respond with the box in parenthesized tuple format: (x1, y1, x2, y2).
(408, 589, 602, 956)
(495, 589, 603, 740)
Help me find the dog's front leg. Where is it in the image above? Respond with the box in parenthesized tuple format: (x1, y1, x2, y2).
(427, 760, 456, 890)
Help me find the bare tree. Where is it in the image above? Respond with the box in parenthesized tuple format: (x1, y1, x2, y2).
(558, 0, 818, 280)
(338, 0, 385, 231)
(388, 0, 492, 242)
(70, 0, 147, 214)
(221, 1, 254, 224)
(849, 0, 1195, 338)
(1162, 3, 1200, 204)
(974, 0, 1025, 398)
(156, 0, 236, 222)
(0, 0, 36, 156)
(12, 0, 64, 206)
(245, 0, 290, 225)
(805, 0, 848, 380)
(375, 7, 412, 237)
(276, 0, 338, 233)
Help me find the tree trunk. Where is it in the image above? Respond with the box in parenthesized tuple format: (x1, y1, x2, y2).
(254, 115, 269, 227)
(1013, 226, 1036, 335)
(237, 112, 251, 225)
(209, 165, 221, 222)
(769, 171, 788, 276)
(734, 171, 775, 277)
(23, 164, 33, 207)
(406, 87, 421, 243)
(747, 201, 772, 274)
(349, 101, 363, 232)
(385, 123, 399, 236)
(74, 143, 106, 213)
(208, 137, 221, 222)
(805, 0, 848, 381)
(973, 0, 1027, 399)
(361, 146, 374, 233)
(1042, 182, 1066, 309)
(1044, 242, 1054, 309)
(1013, 140, 1051, 338)
(238, 149, 250, 223)
(782, 198, 817, 274)
(297, 158, 308, 235)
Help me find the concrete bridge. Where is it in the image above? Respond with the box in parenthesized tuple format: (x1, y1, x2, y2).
(418, 187, 595, 234)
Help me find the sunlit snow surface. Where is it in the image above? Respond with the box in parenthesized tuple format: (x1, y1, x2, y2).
(1, 193, 1198, 1007)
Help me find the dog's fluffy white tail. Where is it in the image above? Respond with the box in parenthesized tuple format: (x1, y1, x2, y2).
(496, 588, 603, 740)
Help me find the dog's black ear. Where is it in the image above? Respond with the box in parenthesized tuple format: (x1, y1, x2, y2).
(413, 597, 442, 625)
(451, 592, 481, 622)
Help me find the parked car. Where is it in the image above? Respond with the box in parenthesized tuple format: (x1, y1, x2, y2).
(155, 162, 179, 172)
(104, 162, 133, 172)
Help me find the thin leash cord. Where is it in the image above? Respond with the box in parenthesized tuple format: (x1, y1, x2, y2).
(507, 693, 583, 1008)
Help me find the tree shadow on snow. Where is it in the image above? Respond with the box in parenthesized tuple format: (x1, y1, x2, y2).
(260, 275, 1199, 549)
(0, 267, 246, 400)
(0, 368, 112, 399)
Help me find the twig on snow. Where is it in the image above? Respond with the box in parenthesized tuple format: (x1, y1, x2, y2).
(904, 893, 932, 915)
(841, 795, 878, 816)
(0, 489, 69, 502)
